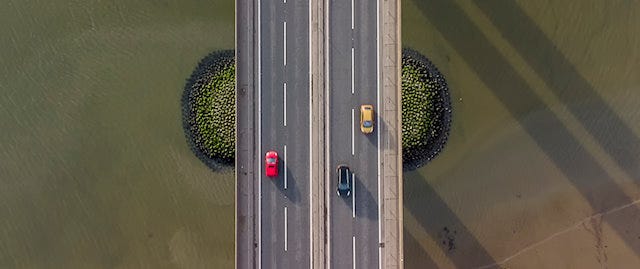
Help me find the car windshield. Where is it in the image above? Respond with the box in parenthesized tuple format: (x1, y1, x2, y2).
(363, 121, 372, 127)
(266, 157, 276, 164)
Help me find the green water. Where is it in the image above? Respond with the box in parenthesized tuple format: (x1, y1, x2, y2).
(2, 0, 640, 268)
(0, 1, 235, 268)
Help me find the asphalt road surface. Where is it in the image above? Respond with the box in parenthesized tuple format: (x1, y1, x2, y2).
(327, 0, 381, 267)
(258, 0, 311, 268)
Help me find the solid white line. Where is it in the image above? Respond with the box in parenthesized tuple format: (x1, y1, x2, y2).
(324, 0, 331, 265)
(351, 108, 355, 155)
(351, 0, 354, 29)
(353, 236, 357, 269)
(351, 47, 355, 94)
(284, 206, 288, 251)
(352, 173, 356, 218)
(376, 0, 382, 266)
(308, 0, 313, 266)
(284, 145, 288, 189)
(284, 21, 287, 66)
(284, 82, 287, 126)
(257, 0, 263, 265)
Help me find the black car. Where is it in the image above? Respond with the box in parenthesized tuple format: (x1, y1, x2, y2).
(336, 165, 352, 197)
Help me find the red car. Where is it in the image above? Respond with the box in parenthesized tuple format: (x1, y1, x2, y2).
(265, 151, 279, 177)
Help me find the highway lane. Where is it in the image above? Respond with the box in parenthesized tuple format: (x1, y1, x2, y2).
(352, 0, 380, 267)
(327, 0, 381, 267)
(327, 0, 354, 267)
(281, 0, 312, 267)
(259, 0, 311, 268)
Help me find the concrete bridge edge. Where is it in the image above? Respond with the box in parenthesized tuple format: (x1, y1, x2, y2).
(381, 0, 404, 267)
(235, 0, 258, 267)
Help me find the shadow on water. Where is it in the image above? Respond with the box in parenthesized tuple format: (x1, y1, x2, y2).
(405, 173, 498, 268)
(404, 229, 440, 269)
(414, 0, 640, 260)
(473, 0, 640, 182)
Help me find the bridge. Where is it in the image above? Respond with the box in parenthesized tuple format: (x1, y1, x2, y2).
(235, 0, 403, 267)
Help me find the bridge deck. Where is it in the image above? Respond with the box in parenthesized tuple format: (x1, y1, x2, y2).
(236, 0, 402, 267)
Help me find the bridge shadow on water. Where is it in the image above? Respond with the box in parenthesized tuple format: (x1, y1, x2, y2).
(404, 228, 440, 269)
(407, 0, 640, 265)
(405, 172, 498, 268)
(472, 0, 640, 180)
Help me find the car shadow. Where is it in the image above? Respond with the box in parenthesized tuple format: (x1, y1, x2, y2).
(271, 163, 301, 203)
(345, 172, 378, 220)
(414, 0, 640, 259)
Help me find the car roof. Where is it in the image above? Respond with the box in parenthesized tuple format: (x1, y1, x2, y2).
(361, 106, 373, 117)
(338, 166, 350, 182)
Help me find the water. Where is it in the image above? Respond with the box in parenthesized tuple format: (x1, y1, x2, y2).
(403, 0, 640, 268)
(0, 0, 235, 268)
(2, 0, 639, 268)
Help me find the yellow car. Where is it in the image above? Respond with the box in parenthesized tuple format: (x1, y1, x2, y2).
(360, 105, 374, 134)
